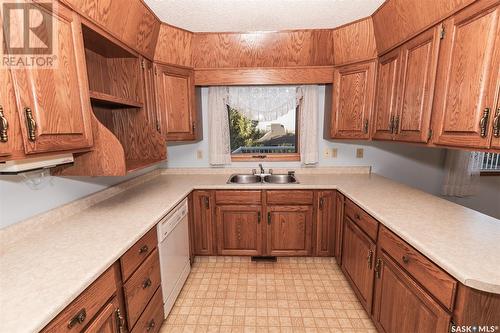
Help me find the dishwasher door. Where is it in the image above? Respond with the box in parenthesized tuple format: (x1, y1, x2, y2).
(157, 199, 190, 317)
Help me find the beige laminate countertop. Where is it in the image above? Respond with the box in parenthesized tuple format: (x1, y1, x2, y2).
(1, 170, 499, 333)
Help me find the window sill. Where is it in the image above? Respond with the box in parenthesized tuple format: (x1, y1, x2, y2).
(480, 171, 500, 176)
(231, 153, 300, 162)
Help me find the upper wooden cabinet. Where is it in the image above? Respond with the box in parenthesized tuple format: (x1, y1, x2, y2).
(7, 4, 93, 155)
(432, 0, 500, 149)
(327, 60, 376, 139)
(0, 69, 16, 160)
(373, 26, 441, 143)
(141, 59, 160, 135)
(491, 96, 500, 149)
(155, 64, 200, 141)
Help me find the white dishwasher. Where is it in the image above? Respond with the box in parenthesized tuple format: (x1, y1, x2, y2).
(157, 198, 191, 318)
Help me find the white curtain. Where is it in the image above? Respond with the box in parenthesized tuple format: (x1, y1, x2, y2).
(297, 86, 319, 165)
(442, 150, 483, 197)
(208, 87, 231, 166)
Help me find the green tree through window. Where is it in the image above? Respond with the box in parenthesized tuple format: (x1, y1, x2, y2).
(227, 106, 266, 152)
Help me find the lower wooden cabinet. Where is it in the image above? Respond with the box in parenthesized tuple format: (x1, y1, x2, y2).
(315, 191, 336, 256)
(83, 297, 122, 333)
(216, 205, 263, 256)
(192, 191, 215, 255)
(267, 205, 314, 256)
(341, 216, 376, 312)
(372, 251, 451, 333)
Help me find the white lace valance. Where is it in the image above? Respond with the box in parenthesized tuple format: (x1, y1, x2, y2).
(227, 86, 297, 122)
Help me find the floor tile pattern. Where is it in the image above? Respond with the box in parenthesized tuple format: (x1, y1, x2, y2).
(160, 256, 377, 333)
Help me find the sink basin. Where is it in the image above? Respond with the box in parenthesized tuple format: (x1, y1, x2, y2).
(227, 174, 262, 184)
(263, 174, 298, 184)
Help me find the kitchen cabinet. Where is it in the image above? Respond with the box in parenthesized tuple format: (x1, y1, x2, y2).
(328, 60, 376, 139)
(334, 192, 345, 262)
(490, 97, 500, 149)
(155, 64, 199, 141)
(432, 0, 500, 149)
(341, 216, 376, 312)
(141, 58, 161, 135)
(7, 4, 93, 155)
(216, 205, 263, 256)
(192, 190, 215, 255)
(267, 205, 314, 256)
(83, 297, 122, 333)
(372, 251, 451, 333)
(315, 191, 336, 256)
(0, 69, 16, 160)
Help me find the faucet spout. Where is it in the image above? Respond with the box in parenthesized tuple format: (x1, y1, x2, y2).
(259, 163, 265, 174)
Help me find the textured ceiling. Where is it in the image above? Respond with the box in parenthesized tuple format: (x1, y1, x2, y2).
(143, 0, 385, 32)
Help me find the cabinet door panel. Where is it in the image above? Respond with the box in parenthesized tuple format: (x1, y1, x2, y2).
(373, 252, 451, 333)
(331, 61, 376, 139)
(267, 205, 313, 256)
(490, 93, 500, 149)
(0, 69, 18, 159)
(334, 193, 345, 262)
(216, 205, 263, 256)
(433, 1, 500, 148)
(341, 217, 376, 312)
(142, 59, 160, 135)
(83, 298, 120, 333)
(315, 191, 336, 257)
(192, 191, 215, 255)
(373, 49, 400, 140)
(8, 4, 93, 154)
(396, 27, 440, 143)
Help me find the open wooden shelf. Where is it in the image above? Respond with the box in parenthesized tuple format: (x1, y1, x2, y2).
(89, 91, 143, 109)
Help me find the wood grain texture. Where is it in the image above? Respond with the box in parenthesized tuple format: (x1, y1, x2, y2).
(266, 190, 314, 205)
(341, 216, 376, 313)
(194, 67, 334, 86)
(334, 192, 345, 263)
(372, 0, 475, 53)
(216, 205, 263, 256)
(372, 251, 451, 333)
(329, 60, 376, 139)
(120, 228, 158, 282)
(154, 24, 193, 67)
(130, 288, 163, 333)
(192, 30, 334, 68)
(141, 58, 160, 135)
(379, 226, 457, 311)
(432, 0, 500, 149)
(83, 297, 120, 333)
(344, 199, 379, 242)
(333, 17, 378, 65)
(0, 68, 24, 160)
(315, 191, 336, 257)
(41, 264, 118, 333)
(215, 190, 262, 205)
(192, 190, 216, 256)
(453, 283, 500, 326)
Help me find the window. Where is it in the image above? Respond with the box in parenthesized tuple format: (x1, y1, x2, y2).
(480, 152, 500, 175)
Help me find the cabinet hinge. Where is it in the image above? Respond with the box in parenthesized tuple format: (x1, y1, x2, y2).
(141, 59, 145, 69)
(427, 129, 433, 142)
(440, 24, 445, 39)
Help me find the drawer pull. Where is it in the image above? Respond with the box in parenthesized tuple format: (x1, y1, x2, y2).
(142, 277, 152, 289)
(267, 212, 271, 225)
(67, 308, 86, 328)
(402, 254, 410, 264)
(354, 213, 361, 220)
(375, 259, 382, 279)
(0, 106, 8, 142)
(25, 107, 36, 141)
(367, 250, 373, 269)
(139, 245, 149, 254)
(146, 319, 156, 331)
(116, 308, 125, 333)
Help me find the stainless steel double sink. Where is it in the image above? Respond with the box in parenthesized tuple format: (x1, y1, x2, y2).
(227, 173, 298, 184)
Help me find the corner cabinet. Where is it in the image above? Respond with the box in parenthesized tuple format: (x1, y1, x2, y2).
(327, 60, 376, 139)
(155, 64, 200, 141)
(7, 4, 93, 154)
(432, 0, 500, 149)
(315, 191, 336, 256)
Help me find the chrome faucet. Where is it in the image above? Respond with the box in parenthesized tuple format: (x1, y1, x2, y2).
(259, 163, 265, 174)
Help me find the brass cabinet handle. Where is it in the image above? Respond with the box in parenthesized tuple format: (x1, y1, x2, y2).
(267, 212, 271, 225)
(479, 108, 490, 138)
(367, 250, 373, 269)
(375, 259, 382, 279)
(389, 115, 395, 134)
(204, 196, 210, 209)
(24, 107, 36, 141)
(257, 211, 261, 224)
(493, 108, 500, 138)
(146, 319, 156, 331)
(67, 308, 86, 328)
(394, 115, 400, 134)
(319, 197, 324, 210)
(0, 106, 8, 142)
(363, 119, 369, 134)
(116, 308, 125, 333)
(402, 254, 410, 264)
(156, 120, 161, 133)
(139, 245, 149, 254)
(142, 277, 152, 289)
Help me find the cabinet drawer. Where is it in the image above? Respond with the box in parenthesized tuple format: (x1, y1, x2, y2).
(379, 226, 457, 311)
(121, 227, 158, 282)
(131, 287, 164, 333)
(266, 190, 313, 205)
(345, 199, 378, 241)
(216, 190, 261, 205)
(123, 248, 161, 327)
(41, 265, 118, 333)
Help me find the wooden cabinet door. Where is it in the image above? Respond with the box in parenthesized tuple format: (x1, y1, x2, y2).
(315, 191, 336, 257)
(341, 217, 376, 312)
(373, 49, 401, 141)
(330, 60, 376, 139)
(0, 69, 16, 159)
(8, 4, 93, 154)
(83, 297, 122, 333)
(395, 26, 441, 143)
(490, 93, 500, 149)
(155, 64, 196, 141)
(141, 59, 161, 136)
(432, 0, 500, 148)
(192, 191, 215, 255)
(216, 205, 263, 256)
(334, 192, 345, 263)
(372, 252, 451, 333)
(267, 205, 313, 256)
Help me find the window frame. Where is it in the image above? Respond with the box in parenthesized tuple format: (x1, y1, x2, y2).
(479, 152, 500, 176)
(229, 104, 301, 162)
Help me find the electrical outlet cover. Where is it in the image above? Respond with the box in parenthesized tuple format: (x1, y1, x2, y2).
(356, 148, 364, 158)
(331, 148, 338, 158)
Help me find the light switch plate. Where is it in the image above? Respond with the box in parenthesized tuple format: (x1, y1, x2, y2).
(196, 150, 203, 159)
(356, 148, 364, 158)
